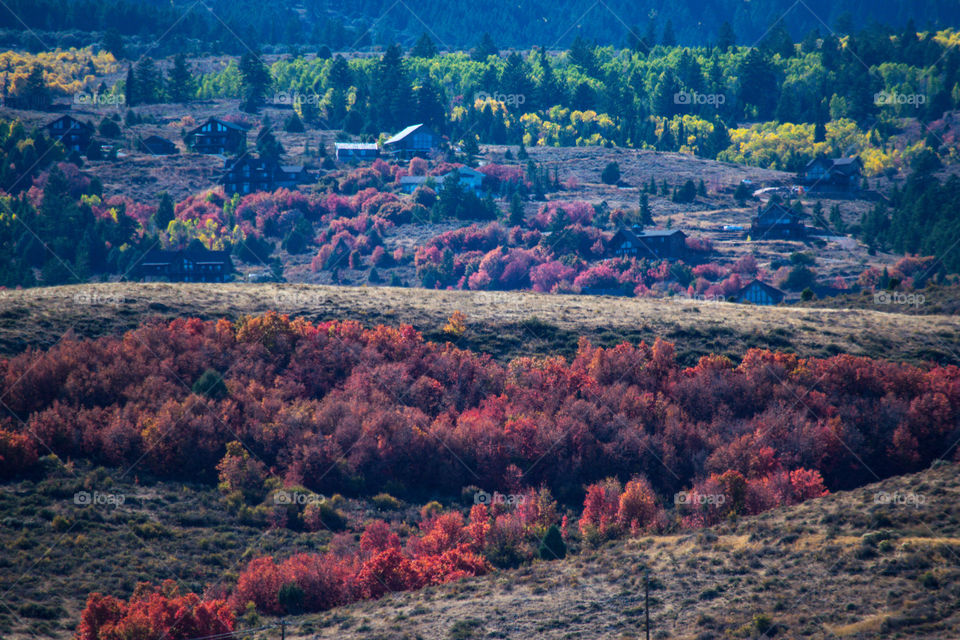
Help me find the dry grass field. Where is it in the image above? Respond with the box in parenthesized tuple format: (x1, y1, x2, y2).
(2, 451, 956, 639)
(0, 282, 958, 366)
(258, 462, 960, 640)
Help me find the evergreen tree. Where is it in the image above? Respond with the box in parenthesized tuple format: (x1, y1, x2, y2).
(166, 53, 196, 103)
(499, 53, 534, 105)
(152, 192, 175, 232)
(517, 139, 528, 160)
(134, 57, 160, 103)
(414, 77, 446, 131)
(550, 206, 569, 233)
(409, 33, 438, 58)
(538, 525, 567, 560)
(373, 44, 412, 131)
(17, 65, 51, 110)
(508, 192, 525, 226)
(814, 117, 827, 143)
(734, 181, 751, 203)
(534, 48, 563, 110)
(284, 112, 305, 133)
(706, 118, 729, 157)
(471, 32, 498, 61)
(103, 29, 125, 58)
(239, 51, 271, 112)
(661, 20, 676, 47)
(829, 204, 845, 233)
(461, 134, 479, 158)
(256, 115, 284, 159)
(716, 21, 736, 51)
(193, 369, 228, 400)
(639, 193, 653, 225)
(670, 181, 689, 203)
(328, 55, 352, 90)
(737, 49, 778, 119)
(640, 20, 657, 53)
(601, 161, 620, 185)
(569, 36, 598, 75)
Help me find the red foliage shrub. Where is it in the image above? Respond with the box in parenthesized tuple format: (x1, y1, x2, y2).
(530, 260, 576, 292)
(617, 476, 660, 534)
(579, 479, 622, 539)
(0, 426, 38, 477)
(77, 581, 234, 640)
(684, 236, 713, 252)
(532, 201, 594, 229)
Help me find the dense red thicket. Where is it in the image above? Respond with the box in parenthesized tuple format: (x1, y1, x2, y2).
(76, 581, 234, 640)
(231, 512, 492, 615)
(4, 314, 959, 502)
(229, 489, 566, 616)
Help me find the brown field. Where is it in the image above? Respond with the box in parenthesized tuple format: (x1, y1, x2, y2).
(1, 282, 957, 366)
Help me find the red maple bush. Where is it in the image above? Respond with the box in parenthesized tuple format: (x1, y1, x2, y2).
(0, 426, 38, 478)
(231, 516, 491, 614)
(76, 580, 234, 640)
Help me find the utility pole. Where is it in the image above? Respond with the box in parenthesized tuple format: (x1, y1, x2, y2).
(279, 617, 287, 640)
(644, 567, 650, 640)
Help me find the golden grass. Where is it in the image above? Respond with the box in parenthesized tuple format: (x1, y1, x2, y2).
(1, 282, 957, 366)
(827, 613, 891, 636)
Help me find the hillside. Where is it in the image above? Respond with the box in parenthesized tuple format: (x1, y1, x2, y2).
(2, 459, 957, 639)
(1, 282, 958, 366)
(284, 462, 960, 640)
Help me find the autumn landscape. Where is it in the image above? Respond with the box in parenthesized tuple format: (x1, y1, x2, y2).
(1, 1, 960, 639)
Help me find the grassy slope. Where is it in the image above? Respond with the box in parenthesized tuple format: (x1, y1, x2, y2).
(796, 283, 960, 316)
(3, 461, 958, 639)
(292, 463, 960, 640)
(1, 283, 958, 367)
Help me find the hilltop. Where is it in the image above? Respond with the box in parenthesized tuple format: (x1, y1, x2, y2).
(1, 282, 958, 366)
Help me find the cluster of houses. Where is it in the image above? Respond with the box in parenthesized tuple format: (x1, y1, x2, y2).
(45, 114, 181, 156)
(334, 123, 441, 162)
(44, 114, 445, 197)
(43, 112, 857, 302)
